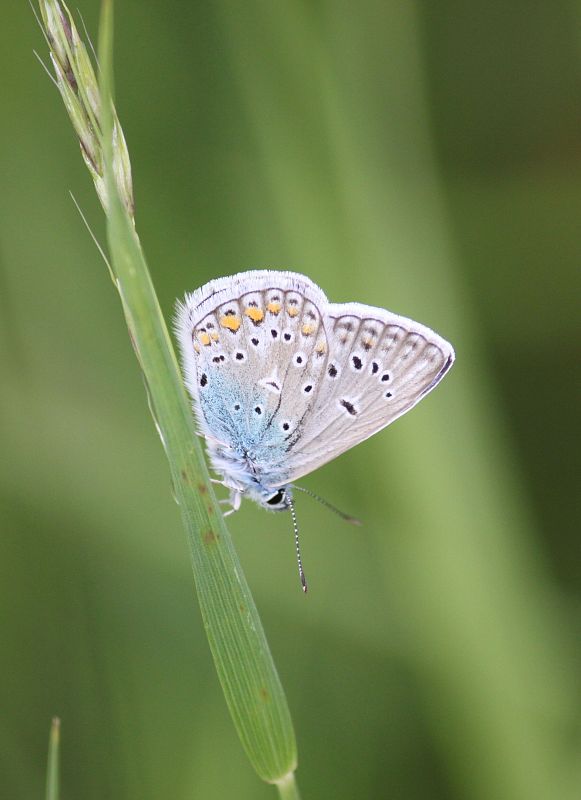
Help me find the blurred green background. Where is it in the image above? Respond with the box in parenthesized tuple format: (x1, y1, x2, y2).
(1, 2, 579, 798)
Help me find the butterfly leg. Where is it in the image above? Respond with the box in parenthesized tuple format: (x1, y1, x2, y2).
(222, 489, 242, 517)
(211, 477, 242, 492)
(197, 431, 232, 449)
(208, 477, 244, 516)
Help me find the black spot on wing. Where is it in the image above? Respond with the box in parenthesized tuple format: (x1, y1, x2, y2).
(340, 399, 357, 416)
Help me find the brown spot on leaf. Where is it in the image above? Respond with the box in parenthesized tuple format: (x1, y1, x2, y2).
(203, 529, 218, 544)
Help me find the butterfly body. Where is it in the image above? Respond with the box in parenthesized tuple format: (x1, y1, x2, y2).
(175, 270, 454, 516)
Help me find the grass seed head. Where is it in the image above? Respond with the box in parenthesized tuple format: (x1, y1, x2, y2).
(39, 0, 134, 218)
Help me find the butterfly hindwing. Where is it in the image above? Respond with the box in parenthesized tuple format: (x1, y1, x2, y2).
(275, 307, 453, 485)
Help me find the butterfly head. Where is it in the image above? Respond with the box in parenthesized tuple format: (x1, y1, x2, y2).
(255, 486, 291, 512)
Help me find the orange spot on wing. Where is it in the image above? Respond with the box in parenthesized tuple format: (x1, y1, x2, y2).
(244, 307, 264, 323)
(287, 307, 299, 317)
(301, 323, 315, 336)
(267, 301, 281, 315)
(198, 332, 211, 346)
(220, 315, 241, 332)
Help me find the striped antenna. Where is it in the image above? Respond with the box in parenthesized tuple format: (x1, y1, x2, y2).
(291, 485, 362, 526)
(287, 497, 308, 593)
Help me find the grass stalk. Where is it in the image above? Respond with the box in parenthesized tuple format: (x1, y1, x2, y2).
(38, 0, 298, 787)
(275, 772, 302, 800)
(45, 717, 60, 800)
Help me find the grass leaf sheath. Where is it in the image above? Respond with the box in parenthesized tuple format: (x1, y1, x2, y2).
(38, 0, 299, 788)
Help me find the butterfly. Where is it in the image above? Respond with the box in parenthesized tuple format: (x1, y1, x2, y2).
(175, 270, 454, 590)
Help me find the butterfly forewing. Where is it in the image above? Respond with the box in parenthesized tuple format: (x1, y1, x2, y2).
(176, 273, 331, 477)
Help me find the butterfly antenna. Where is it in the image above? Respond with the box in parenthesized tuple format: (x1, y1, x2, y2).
(287, 496, 308, 593)
(291, 485, 362, 526)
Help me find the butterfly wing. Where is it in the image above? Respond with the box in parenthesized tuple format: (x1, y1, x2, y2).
(176, 271, 454, 489)
(175, 271, 332, 480)
(268, 302, 454, 486)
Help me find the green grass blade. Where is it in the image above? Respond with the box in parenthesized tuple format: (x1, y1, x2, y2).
(45, 717, 60, 800)
(38, 0, 298, 785)
(98, 3, 297, 779)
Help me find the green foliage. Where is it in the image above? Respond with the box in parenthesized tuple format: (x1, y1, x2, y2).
(1, 1, 579, 799)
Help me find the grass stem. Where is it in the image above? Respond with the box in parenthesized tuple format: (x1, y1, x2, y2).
(275, 772, 303, 800)
(45, 717, 60, 800)
(38, 0, 298, 788)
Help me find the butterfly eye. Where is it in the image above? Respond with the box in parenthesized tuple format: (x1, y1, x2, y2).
(266, 490, 285, 506)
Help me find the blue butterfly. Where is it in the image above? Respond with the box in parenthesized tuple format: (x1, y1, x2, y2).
(176, 270, 454, 590)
